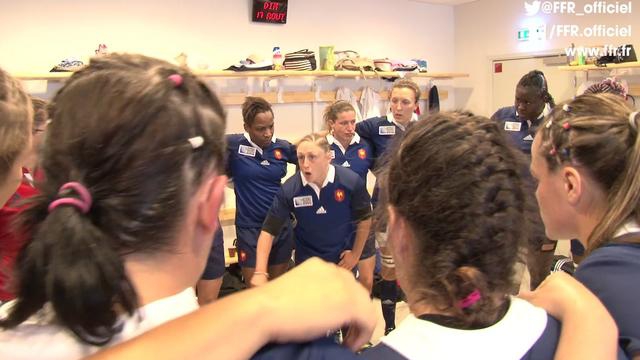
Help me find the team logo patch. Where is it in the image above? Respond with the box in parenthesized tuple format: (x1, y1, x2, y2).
(293, 195, 314, 208)
(274, 149, 283, 160)
(379, 126, 396, 136)
(240, 250, 247, 263)
(335, 189, 345, 202)
(358, 148, 367, 159)
(504, 121, 522, 132)
(238, 145, 257, 157)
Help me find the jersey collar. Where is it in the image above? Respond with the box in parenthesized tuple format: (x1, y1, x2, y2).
(326, 133, 361, 154)
(515, 104, 551, 123)
(243, 132, 276, 155)
(301, 165, 336, 198)
(614, 219, 640, 238)
(386, 112, 418, 131)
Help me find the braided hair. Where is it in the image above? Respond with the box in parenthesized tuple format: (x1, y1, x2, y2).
(383, 112, 528, 328)
(536, 94, 640, 253)
(518, 70, 555, 108)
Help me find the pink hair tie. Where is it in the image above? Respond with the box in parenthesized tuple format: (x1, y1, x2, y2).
(168, 74, 183, 87)
(562, 122, 571, 130)
(458, 289, 481, 309)
(549, 146, 557, 156)
(48, 182, 93, 214)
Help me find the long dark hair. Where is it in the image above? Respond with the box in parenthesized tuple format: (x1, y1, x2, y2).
(0, 54, 226, 345)
(383, 112, 528, 328)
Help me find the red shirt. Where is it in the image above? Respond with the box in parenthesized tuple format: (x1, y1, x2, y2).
(0, 172, 38, 301)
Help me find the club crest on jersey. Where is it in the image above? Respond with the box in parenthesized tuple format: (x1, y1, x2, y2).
(379, 126, 396, 136)
(293, 195, 314, 208)
(358, 148, 367, 159)
(335, 189, 345, 202)
(238, 145, 257, 157)
(273, 149, 283, 160)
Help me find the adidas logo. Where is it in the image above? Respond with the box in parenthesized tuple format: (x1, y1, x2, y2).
(260, 160, 270, 166)
(316, 206, 327, 214)
(342, 161, 350, 167)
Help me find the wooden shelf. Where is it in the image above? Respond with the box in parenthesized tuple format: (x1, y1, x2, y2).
(219, 88, 446, 106)
(16, 70, 454, 105)
(193, 70, 468, 79)
(559, 61, 640, 71)
(14, 70, 468, 81)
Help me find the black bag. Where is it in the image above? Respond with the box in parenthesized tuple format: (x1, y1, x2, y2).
(283, 49, 317, 71)
(218, 263, 247, 298)
(596, 44, 637, 66)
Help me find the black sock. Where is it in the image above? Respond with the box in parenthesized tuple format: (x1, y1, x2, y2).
(380, 280, 398, 331)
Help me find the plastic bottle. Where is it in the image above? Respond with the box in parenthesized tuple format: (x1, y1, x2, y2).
(567, 43, 575, 65)
(272, 47, 284, 71)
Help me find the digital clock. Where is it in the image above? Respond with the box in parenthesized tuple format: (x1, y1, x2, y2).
(252, 0, 288, 24)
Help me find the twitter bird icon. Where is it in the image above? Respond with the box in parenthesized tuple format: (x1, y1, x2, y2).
(525, 0, 541, 16)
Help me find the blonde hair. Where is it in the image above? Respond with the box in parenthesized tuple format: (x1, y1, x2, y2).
(296, 132, 331, 153)
(0, 68, 32, 184)
(391, 79, 421, 103)
(536, 93, 640, 253)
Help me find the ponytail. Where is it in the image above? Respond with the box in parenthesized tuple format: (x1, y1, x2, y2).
(1, 197, 137, 345)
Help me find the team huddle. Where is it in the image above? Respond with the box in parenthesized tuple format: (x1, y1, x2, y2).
(0, 54, 638, 359)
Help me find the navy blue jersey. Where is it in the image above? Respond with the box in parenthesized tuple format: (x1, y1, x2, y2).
(575, 232, 640, 357)
(355, 116, 408, 170)
(227, 134, 297, 228)
(252, 337, 357, 360)
(491, 106, 546, 156)
(262, 165, 372, 264)
(328, 134, 374, 182)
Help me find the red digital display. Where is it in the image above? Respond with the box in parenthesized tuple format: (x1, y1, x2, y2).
(252, 0, 288, 24)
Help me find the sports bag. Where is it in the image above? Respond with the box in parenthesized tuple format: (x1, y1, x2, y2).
(334, 50, 376, 72)
(283, 49, 317, 70)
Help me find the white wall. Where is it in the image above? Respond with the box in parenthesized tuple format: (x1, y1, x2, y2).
(1, 0, 457, 132)
(1, 0, 455, 74)
(2, 0, 457, 248)
(454, 0, 640, 116)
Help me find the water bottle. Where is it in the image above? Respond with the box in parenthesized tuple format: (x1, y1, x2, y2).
(273, 47, 284, 70)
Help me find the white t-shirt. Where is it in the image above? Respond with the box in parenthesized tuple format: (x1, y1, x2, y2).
(380, 297, 551, 360)
(0, 287, 198, 360)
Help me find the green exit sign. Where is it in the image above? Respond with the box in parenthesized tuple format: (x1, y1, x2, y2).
(518, 28, 530, 41)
